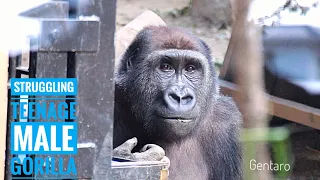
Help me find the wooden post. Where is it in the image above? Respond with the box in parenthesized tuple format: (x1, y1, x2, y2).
(0, 0, 9, 177)
(0, 51, 8, 180)
(232, 0, 272, 179)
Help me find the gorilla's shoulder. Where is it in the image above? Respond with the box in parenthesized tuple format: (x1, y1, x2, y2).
(217, 95, 238, 111)
(214, 95, 243, 125)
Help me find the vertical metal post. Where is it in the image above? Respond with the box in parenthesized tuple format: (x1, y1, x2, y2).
(73, 0, 116, 179)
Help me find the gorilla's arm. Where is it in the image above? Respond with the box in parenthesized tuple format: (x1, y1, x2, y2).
(112, 106, 169, 163)
(203, 96, 243, 180)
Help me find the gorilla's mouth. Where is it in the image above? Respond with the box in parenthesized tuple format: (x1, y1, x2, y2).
(176, 119, 192, 123)
(155, 110, 197, 123)
(162, 117, 194, 123)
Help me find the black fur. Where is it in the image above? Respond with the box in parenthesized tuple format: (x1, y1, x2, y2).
(113, 26, 242, 180)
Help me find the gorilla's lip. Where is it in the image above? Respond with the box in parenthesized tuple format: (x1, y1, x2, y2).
(161, 117, 194, 122)
(169, 119, 193, 123)
(155, 113, 196, 122)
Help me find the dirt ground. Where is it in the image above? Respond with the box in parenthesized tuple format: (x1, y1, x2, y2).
(116, 0, 230, 65)
(116, 0, 320, 179)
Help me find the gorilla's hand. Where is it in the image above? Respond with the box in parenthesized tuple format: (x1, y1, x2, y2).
(113, 137, 168, 162)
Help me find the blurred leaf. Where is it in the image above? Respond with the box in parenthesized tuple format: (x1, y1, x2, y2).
(241, 127, 293, 179)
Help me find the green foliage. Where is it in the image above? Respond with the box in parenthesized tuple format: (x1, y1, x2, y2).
(241, 127, 293, 179)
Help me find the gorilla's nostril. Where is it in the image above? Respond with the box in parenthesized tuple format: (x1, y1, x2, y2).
(164, 87, 196, 112)
(181, 95, 193, 105)
(169, 93, 181, 103)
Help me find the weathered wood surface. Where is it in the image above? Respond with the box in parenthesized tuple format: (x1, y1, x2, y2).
(219, 79, 320, 130)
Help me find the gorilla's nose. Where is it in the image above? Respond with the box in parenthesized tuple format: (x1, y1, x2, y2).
(164, 86, 196, 112)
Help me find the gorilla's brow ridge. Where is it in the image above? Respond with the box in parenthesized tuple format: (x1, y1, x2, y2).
(146, 49, 210, 67)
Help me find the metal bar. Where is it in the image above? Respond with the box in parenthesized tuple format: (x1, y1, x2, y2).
(27, 4, 70, 177)
(5, 56, 16, 180)
(28, 52, 37, 78)
(19, 1, 69, 18)
(37, 19, 100, 52)
(73, 144, 96, 179)
(33, 52, 68, 179)
(16, 66, 29, 75)
(8, 56, 17, 78)
(34, 52, 67, 78)
(73, 0, 116, 179)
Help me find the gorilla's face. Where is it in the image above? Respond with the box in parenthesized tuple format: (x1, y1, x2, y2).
(149, 50, 208, 136)
(122, 48, 213, 140)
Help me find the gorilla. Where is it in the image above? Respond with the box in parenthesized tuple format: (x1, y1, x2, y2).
(113, 26, 243, 180)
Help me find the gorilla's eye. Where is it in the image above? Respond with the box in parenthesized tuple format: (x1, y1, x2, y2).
(185, 65, 196, 73)
(160, 63, 173, 72)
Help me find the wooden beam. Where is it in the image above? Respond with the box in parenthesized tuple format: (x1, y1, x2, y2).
(219, 79, 320, 130)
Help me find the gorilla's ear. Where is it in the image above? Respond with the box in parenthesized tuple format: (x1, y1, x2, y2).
(123, 46, 138, 71)
(199, 39, 211, 53)
(126, 56, 132, 69)
(124, 40, 140, 71)
(199, 39, 212, 61)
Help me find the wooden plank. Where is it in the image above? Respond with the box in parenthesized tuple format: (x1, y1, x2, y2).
(269, 96, 320, 129)
(219, 79, 320, 130)
(0, 51, 9, 180)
